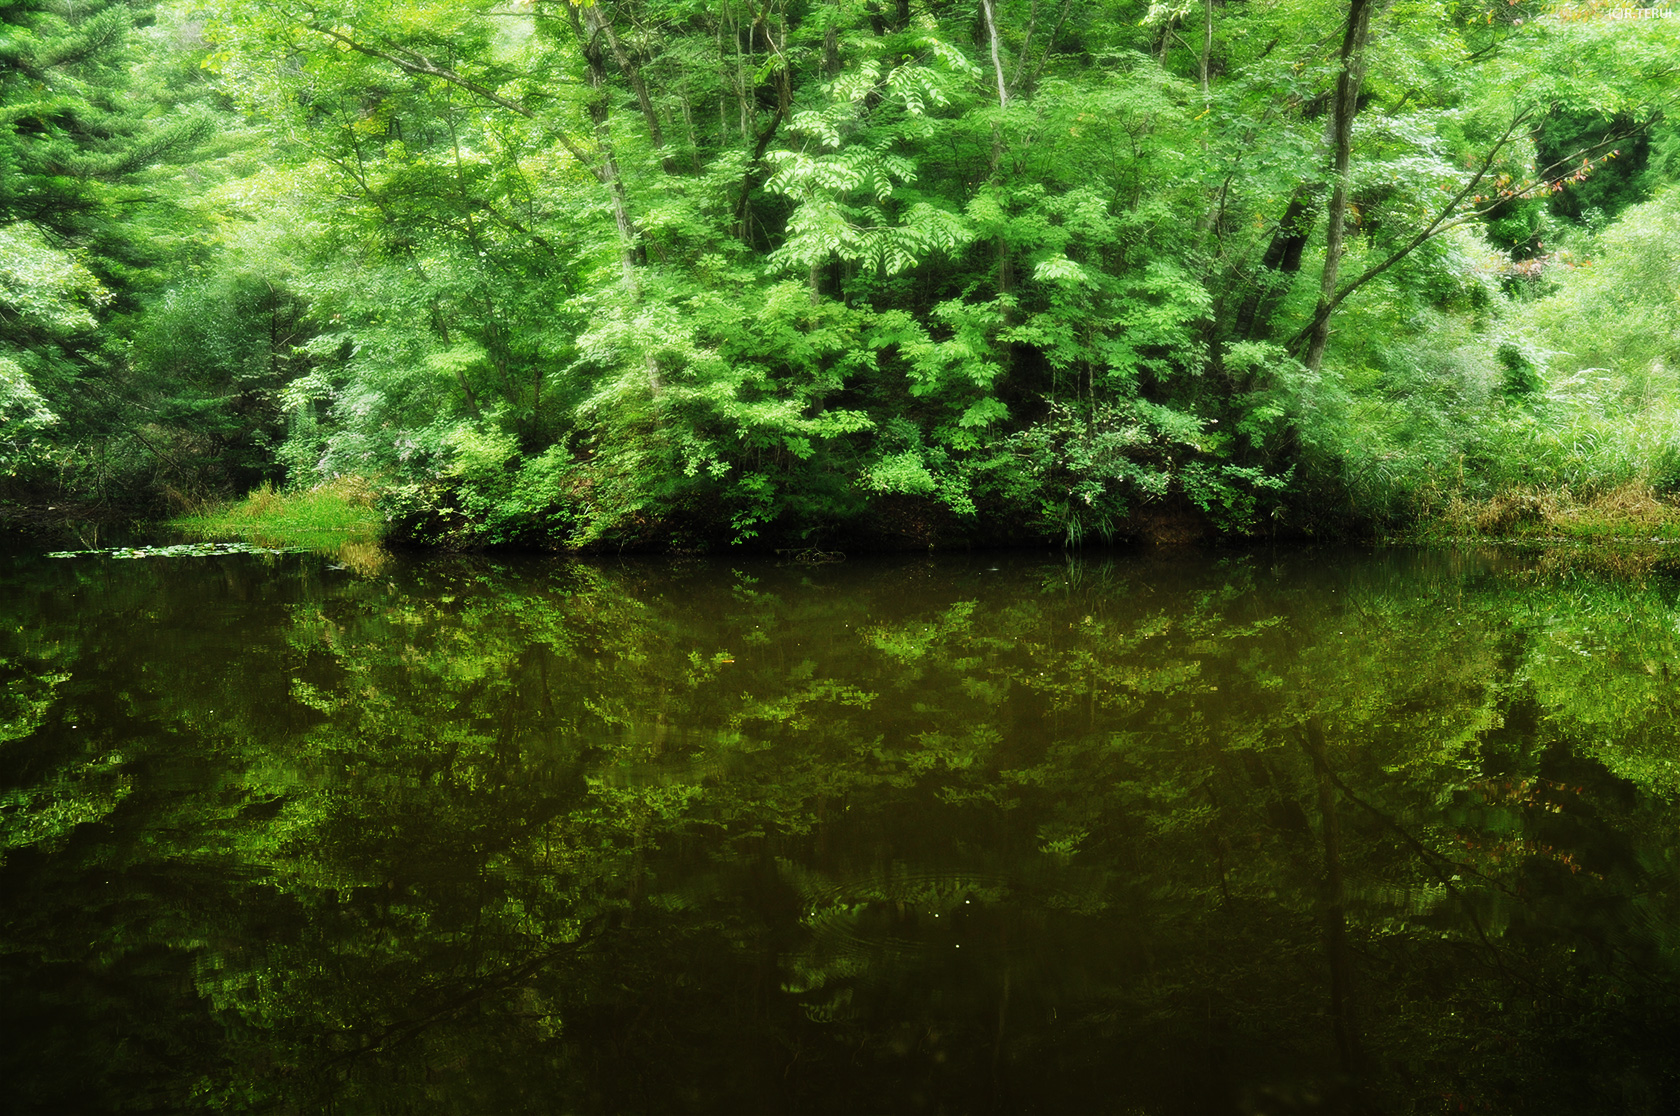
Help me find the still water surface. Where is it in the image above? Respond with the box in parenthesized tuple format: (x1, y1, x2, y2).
(2, 545, 1677, 1114)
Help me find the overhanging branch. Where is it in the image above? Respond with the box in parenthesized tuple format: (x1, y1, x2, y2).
(300, 22, 601, 176)
(1289, 105, 1537, 357)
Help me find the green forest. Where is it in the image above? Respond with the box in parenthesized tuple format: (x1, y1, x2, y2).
(2, 0, 1677, 549)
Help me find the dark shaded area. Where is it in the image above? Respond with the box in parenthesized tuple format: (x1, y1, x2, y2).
(1536, 108, 1654, 227)
(2, 546, 1678, 1113)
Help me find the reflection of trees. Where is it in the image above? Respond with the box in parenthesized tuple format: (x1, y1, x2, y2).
(1, 549, 1677, 1112)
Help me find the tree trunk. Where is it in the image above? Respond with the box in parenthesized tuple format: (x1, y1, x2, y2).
(824, 0, 842, 78)
(1200, 0, 1214, 97)
(1232, 184, 1317, 352)
(568, 4, 661, 398)
(584, 2, 680, 175)
(567, 5, 644, 285)
(1303, 0, 1376, 372)
(982, 0, 1009, 179)
(981, 0, 1010, 111)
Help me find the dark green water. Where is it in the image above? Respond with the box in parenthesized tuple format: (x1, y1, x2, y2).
(2, 545, 1677, 1114)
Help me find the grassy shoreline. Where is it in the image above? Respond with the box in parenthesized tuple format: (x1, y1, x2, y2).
(159, 474, 1680, 554)
(169, 476, 384, 550)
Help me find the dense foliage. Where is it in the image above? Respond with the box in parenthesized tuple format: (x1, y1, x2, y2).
(2, 0, 1677, 545)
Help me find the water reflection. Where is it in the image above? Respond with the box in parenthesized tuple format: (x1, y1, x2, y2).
(1, 547, 1677, 1113)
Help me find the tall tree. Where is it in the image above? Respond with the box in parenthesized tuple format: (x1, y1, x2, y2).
(1, 0, 226, 507)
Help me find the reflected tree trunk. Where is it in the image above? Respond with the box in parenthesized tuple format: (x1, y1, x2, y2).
(1302, 718, 1367, 1084)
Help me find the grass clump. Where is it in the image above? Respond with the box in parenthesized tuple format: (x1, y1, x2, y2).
(173, 476, 384, 551)
(1412, 481, 1680, 543)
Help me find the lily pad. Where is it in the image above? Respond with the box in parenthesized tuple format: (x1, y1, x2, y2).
(47, 542, 300, 559)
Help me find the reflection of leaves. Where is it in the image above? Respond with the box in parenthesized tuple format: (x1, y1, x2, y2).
(1521, 584, 1680, 793)
(0, 753, 132, 858)
(3, 549, 1679, 1112)
(0, 660, 70, 745)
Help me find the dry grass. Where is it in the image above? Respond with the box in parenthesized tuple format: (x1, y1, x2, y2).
(1419, 481, 1680, 542)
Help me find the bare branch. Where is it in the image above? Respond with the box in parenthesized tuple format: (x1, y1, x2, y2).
(1289, 105, 1538, 358)
(306, 24, 532, 116)
(301, 22, 603, 179)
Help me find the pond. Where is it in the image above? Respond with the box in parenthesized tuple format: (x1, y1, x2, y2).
(2, 544, 1677, 1114)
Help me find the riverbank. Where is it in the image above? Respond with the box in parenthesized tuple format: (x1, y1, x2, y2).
(0, 501, 157, 550)
(1401, 480, 1680, 545)
(12, 476, 1678, 554)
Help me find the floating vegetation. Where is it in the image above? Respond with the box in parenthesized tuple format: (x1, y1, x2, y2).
(47, 542, 299, 560)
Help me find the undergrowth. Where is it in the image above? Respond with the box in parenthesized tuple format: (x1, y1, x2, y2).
(1405, 480, 1680, 543)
